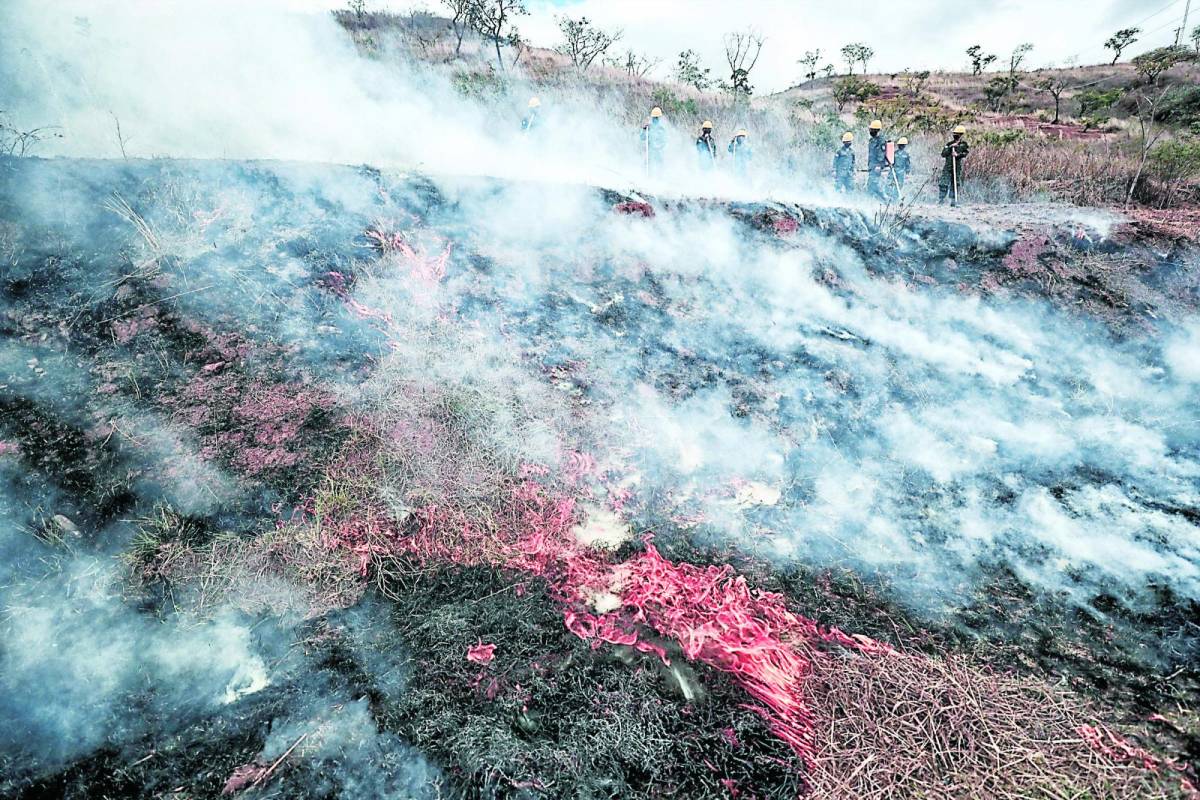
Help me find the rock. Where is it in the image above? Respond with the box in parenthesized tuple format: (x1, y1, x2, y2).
(52, 514, 81, 536)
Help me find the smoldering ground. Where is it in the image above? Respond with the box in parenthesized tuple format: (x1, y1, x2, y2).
(1, 1, 1199, 797)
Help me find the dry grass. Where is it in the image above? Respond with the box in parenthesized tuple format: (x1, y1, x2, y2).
(807, 650, 1194, 800)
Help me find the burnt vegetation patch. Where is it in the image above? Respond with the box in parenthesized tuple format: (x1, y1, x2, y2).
(375, 565, 807, 800)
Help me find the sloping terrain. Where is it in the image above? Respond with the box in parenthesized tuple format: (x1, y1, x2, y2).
(1, 155, 1198, 799)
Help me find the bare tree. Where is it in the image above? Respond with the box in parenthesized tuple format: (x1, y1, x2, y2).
(1035, 75, 1070, 123)
(467, 0, 527, 73)
(405, 10, 448, 59)
(606, 49, 660, 78)
(1104, 27, 1140, 64)
(798, 48, 822, 82)
(0, 112, 62, 156)
(1126, 47, 1195, 207)
(555, 16, 621, 72)
(723, 29, 764, 96)
(442, 0, 472, 59)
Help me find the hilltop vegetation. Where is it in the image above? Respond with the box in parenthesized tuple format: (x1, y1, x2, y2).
(324, 6, 1200, 212)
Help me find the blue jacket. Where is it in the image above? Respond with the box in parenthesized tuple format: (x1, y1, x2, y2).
(833, 144, 855, 174)
(641, 120, 668, 154)
(727, 136, 752, 170)
(867, 133, 887, 169)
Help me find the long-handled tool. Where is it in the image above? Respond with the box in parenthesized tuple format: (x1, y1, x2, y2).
(950, 142, 960, 206)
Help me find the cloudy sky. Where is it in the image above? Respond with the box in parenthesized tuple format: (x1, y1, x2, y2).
(278, 0, 1192, 92)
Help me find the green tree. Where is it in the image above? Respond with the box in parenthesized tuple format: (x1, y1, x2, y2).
(674, 49, 712, 90)
(798, 49, 822, 82)
(832, 76, 881, 111)
(1150, 137, 1200, 206)
(1104, 27, 1140, 64)
(840, 43, 874, 76)
(966, 44, 997, 75)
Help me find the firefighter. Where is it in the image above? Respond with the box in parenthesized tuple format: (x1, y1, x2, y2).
(696, 120, 717, 170)
(888, 136, 911, 200)
(727, 128, 752, 176)
(521, 96, 540, 134)
(939, 124, 969, 206)
(833, 132, 855, 193)
(866, 119, 888, 200)
(639, 107, 668, 174)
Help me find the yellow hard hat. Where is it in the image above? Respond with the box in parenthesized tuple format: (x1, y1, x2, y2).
(897, 136, 909, 145)
(736, 128, 748, 137)
(953, 124, 967, 134)
(650, 107, 663, 118)
(701, 120, 713, 129)
(842, 132, 853, 142)
(869, 120, 882, 130)
(528, 96, 541, 108)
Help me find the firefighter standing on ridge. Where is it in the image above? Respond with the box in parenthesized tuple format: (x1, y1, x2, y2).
(866, 119, 888, 200)
(888, 136, 911, 200)
(833, 132, 855, 193)
(728, 128, 752, 176)
(521, 97, 540, 134)
(696, 121, 717, 170)
(640, 107, 668, 175)
(893, 137, 911, 186)
(939, 124, 969, 206)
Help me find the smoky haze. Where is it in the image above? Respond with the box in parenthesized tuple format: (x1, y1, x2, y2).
(1, 0, 1199, 794)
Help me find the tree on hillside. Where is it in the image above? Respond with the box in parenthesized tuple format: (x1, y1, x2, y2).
(822, 63, 836, 78)
(1035, 75, 1071, 123)
(840, 43, 874, 76)
(798, 49, 822, 82)
(903, 68, 931, 98)
(606, 49, 660, 78)
(554, 15, 621, 72)
(347, 0, 367, 23)
(723, 29, 765, 98)
(467, 0, 526, 73)
(832, 76, 881, 111)
(966, 45, 997, 75)
(1192, 24, 1200, 53)
(1008, 43, 1033, 87)
(1132, 44, 1195, 84)
(674, 49, 712, 90)
(1105, 27, 1140, 64)
(1126, 46, 1197, 207)
(441, 0, 472, 59)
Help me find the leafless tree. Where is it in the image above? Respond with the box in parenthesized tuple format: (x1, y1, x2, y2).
(1034, 75, 1070, 123)
(0, 112, 62, 156)
(555, 16, 622, 72)
(467, 0, 527, 73)
(723, 29, 764, 96)
(606, 49, 660, 78)
(442, 0, 472, 59)
(1126, 47, 1195, 207)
